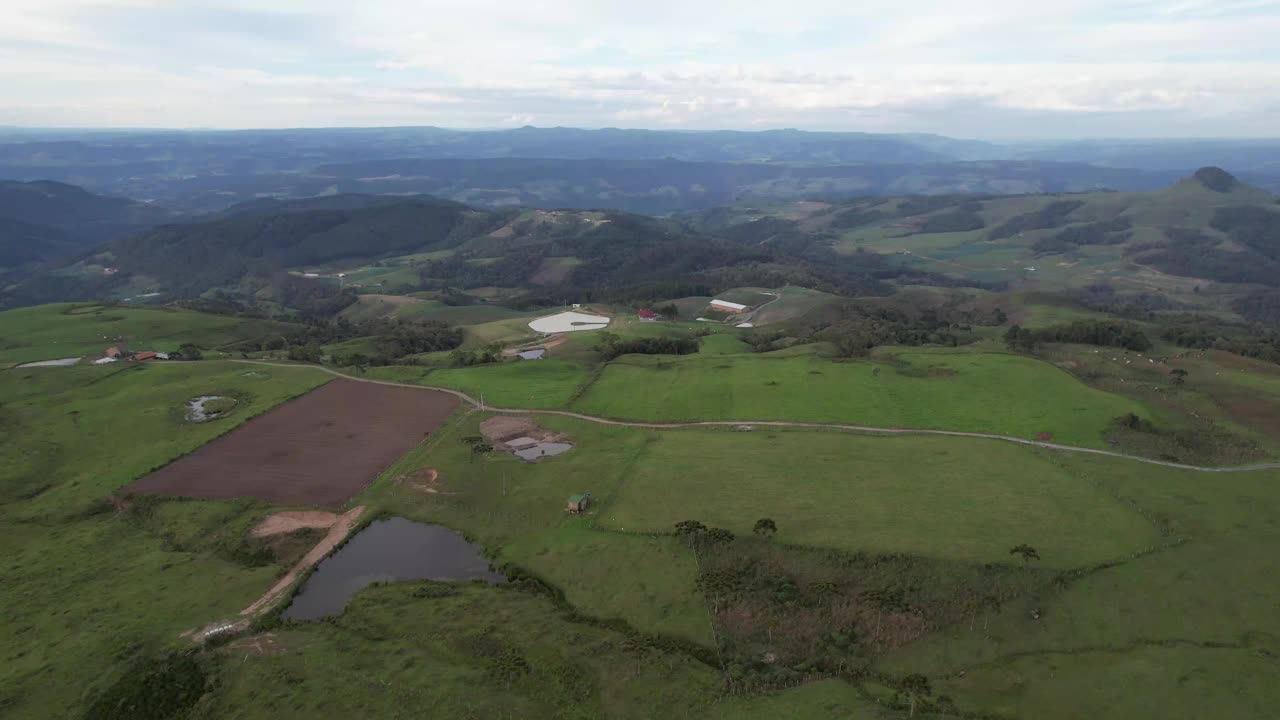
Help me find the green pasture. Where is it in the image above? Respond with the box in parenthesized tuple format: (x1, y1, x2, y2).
(574, 349, 1149, 447)
(597, 428, 1158, 567)
(748, 285, 841, 325)
(395, 301, 536, 324)
(0, 303, 294, 365)
(201, 583, 730, 720)
(0, 361, 328, 719)
(877, 454, 1280, 720)
(365, 359, 587, 408)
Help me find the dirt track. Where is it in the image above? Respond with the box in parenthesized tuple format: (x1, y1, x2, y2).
(127, 378, 459, 506)
(189, 506, 365, 642)
(233, 361, 1280, 474)
(241, 506, 365, 618)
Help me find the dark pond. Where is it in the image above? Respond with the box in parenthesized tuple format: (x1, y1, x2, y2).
(282, 517, 506, 620)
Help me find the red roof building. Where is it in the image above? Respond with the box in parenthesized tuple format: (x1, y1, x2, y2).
(638, 308, 659, 321)
(131, 351, 159, 362)
(105, 347, 123, 358)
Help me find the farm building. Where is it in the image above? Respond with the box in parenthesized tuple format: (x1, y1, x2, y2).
(637, 308, 659, 321)
(517, 349, 546, 360)
(566, 494, 591, 513)
(104, 346, 123, 358)
(709, 299, 751, 313)
(93, 357, 119, 365)
(130, 351, 159, 362)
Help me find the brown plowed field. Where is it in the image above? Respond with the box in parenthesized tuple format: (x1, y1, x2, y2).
(127, 380, 459, 506)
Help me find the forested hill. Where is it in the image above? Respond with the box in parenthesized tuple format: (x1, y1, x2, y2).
(0, 193, 994, 314)
(684, 167, 1280, 326)
(0, 180, 178, 273)
(5, 169, 1278, 324)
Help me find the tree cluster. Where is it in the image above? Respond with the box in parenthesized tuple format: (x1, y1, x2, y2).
(1006, 320, 1152, 352)
(597, 333, 700, 361)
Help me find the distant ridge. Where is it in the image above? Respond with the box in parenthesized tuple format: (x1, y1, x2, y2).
(1192, 166, 1239, 193)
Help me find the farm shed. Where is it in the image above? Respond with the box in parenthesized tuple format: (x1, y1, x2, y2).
(104, 346, 123, 358)
(709, 299, 750, 313)
(566, 494, 591, 513)
(130, 351, 159, 362)
(637, 308, 659, 321)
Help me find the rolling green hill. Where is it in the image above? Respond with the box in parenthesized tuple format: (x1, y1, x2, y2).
(692, 168, 1279, 326)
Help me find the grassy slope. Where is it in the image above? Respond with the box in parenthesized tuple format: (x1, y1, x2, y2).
(877, 453, 1280, 720)
(366, 360, 588, 408)
(596, 428, 1158, 567)
(575, 349, 1148, 447)
(0, 303, 294, 365)
(0, 361, 328, 719)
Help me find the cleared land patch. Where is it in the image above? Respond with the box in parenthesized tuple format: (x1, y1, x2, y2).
(128, 379, 459, 506)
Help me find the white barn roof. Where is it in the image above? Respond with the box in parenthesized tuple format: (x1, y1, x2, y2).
(709, 299, 749, 311)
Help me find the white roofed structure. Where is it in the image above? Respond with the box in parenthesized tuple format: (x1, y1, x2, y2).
(709, 299, 749, 312)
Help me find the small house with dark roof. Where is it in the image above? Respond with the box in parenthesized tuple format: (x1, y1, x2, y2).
(637, 308, 659, 321)
(566, 494, 591, 513)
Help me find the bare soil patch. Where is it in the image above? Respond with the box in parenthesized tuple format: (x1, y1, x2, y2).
(127, 379, 459, 506)
(480, 415, 569, 446)
(397, 467, 458, 495)
(251, 510, 340, 538)
(221, 633, 287, 657)
(480, 415, 574, 461)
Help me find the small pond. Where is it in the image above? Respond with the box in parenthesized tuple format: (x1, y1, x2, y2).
(282, 518, 506, 620)
(187, 395, 237, 422)
(513, 441, 574, 461)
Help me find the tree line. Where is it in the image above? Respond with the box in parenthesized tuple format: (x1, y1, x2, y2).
(1005, 319, 1152, 352)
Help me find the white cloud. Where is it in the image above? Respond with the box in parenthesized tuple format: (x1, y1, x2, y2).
(0, 0, 1278, 136)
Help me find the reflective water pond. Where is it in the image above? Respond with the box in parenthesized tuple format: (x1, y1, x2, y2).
(282, 517, 506, 620)
(513, 441, 574, 461)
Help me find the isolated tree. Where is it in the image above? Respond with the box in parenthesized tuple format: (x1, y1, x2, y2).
(177, 343, 203, 361)
(1170, 368, 1188, 385)
(900, 674, 932, 717)
(1009, 544, 1041, 563)
(657, 303, 679, 320)
(1004, 324, 1024, 351)
(753, 518, 778, 539)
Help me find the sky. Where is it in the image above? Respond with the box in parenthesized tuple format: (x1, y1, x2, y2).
(2, 0, 1279, 138)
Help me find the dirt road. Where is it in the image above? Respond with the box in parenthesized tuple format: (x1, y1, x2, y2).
(240, 505, 365, 618)
(232, 360, 1280, 474)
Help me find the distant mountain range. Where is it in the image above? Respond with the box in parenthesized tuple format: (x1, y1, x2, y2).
(1, 127, 1278, 213)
